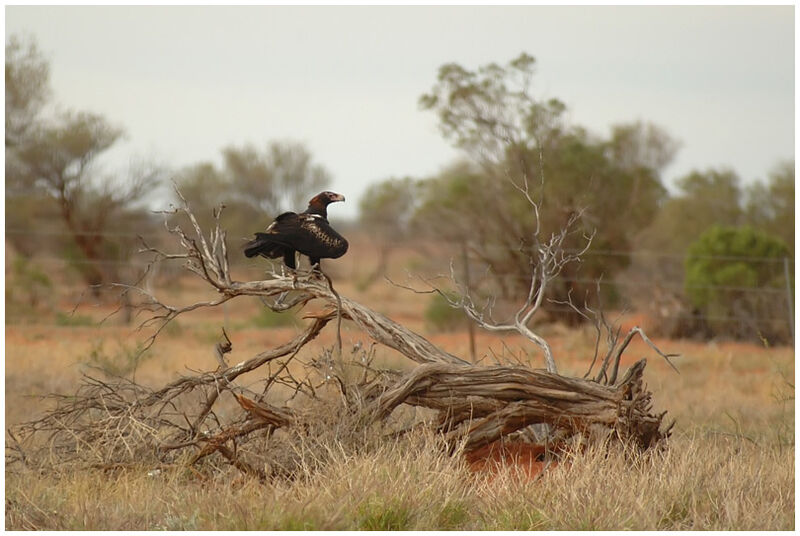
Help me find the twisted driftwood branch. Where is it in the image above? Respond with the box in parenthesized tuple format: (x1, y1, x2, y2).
(368, 358, 671, 450)
(8, 197, 674, 479)
(227, 279, 469, 366)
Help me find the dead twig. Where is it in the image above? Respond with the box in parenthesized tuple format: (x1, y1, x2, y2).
(8, 191, 674, 480)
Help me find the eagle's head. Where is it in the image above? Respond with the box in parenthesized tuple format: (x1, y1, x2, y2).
(306, 191, 345, 217)
(310, 191, 345, 205)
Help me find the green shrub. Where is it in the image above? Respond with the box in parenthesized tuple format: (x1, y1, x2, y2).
(436, 500, 470, 529)
(55, 311, 94, 326)
(357, 498, 412, 530)
(252, 307, 297, 328)
(485, 507, 549, 530)
(85, 340, 151, 377)
(162, 319, 184, 337)
(424, 292, 466, 332)
(6, 257, 54, 321)
(685, 225, 792, 343)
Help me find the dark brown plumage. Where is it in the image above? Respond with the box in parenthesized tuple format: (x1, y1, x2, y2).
(244, 191, 348, 269)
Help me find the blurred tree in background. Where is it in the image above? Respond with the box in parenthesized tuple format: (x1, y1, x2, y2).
(6, 33, 335, 310)
(6, 34, 162, 301)
(174, 141, 332, 259)
(359, 52, 793, 341)
(413, 53, 676, 322)
(7, 37, 794, 342)
(357, 176, 420, 286)
(222, 142, 330, 214)
(635, 168, 744, 256)
(744, 161, 794, 253)
(5, 35, 49, 148)
(685, 225, 791, 342)
(10, 112, 160, 287)
(628, 167, 747, 310)
(628, 165, 794, 341)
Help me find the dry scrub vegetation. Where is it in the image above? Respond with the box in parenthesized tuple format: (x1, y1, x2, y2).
(5, 431, 793, 530)
(5, 230, 795, 530)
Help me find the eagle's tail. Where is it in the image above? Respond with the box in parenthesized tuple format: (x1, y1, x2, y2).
(243, 232, 283, 258)
(244, 233, 297, 269)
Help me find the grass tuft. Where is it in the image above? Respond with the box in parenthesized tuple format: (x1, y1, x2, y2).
(6, 432, 794, 530)
(424, 291, 466, 332)
(357, 498, 412, 530)
(4, 274, 794, 531)
(84, 340, 152, 377)
(54, 311, 94, 327)
(251, 307, 297, 328)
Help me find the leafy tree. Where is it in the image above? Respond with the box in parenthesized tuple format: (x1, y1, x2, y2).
(175, 141, 332, 257)
(173, 161, 256, 240)
(413, 160, 531, 299)
(417, 53, 675, 319)
(419, 53, 567, 164)
(685, 225, 791, 342)
(359, 177, 419, 238)
(641, 168, 744, 253)
(606, 121, 681, 173)
(624, 168, 746, 334)
(637, 165, 794, 258)
(745, 161, 794, 253)
(357, 176, 420, 285)
(10, 111, 160, 287)
(6, 34, 163, 295)
(626, 164, 795, 340)
(5, 35, 50, 148)
(222, 141, 330, 215)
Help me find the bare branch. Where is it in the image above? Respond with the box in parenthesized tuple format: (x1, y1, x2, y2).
(407, 177, 595, 375)
(8, 187, 674, 479)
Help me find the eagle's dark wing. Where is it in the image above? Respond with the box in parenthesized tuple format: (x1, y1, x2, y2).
(244, 212, 348, 266)
(296, 214, 349, 261)
(243, 212, 300, 264)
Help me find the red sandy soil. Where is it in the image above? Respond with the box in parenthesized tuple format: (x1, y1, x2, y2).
(465, 441, 558, 480)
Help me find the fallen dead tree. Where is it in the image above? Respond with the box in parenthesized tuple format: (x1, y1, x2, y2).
(366, 358, 669, 451)
(7, 192, 677, 480)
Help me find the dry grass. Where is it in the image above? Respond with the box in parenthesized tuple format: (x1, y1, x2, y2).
(5, 241, 795, 530)
(6, 432, 793, 530)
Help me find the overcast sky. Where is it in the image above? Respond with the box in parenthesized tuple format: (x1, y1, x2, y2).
(6, 5, 795, 219)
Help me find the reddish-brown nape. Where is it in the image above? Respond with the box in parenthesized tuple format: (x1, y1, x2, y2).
(305, 191, 345, 217)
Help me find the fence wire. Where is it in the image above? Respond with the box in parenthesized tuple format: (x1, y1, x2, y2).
(5, 228, 795, 340)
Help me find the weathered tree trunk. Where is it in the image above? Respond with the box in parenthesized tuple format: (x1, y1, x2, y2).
(155, 274, 672, 453)
(364, 358, 669, 450)
(9, 201, 674, 477)
(145, 202, 674, 455)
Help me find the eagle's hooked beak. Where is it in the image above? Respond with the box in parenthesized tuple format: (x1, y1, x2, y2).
(330, 193, 345, 203)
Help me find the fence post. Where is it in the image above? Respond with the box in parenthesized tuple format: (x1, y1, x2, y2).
(783, 257, 794, 343)
(461, 240, 477, 363)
